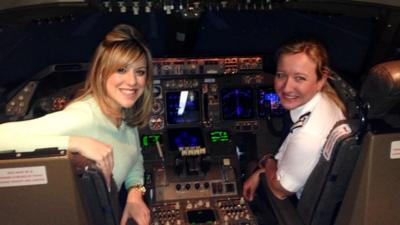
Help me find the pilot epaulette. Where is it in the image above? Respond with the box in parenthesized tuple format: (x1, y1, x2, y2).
(290, 112, 311, 133)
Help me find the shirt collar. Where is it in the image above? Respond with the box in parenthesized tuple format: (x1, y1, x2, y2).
(290, 92, 322, 123)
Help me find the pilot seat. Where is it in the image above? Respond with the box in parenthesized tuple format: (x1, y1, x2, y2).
(335, 59, 400, 225)
(255, 71, 368, 225)
(360, 59, 400, 131)
(0, 149, 120, 225)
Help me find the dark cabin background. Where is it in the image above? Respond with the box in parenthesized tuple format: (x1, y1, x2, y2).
(0, 0, 400, 92)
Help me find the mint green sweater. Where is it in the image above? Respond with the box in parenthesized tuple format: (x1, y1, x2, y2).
(0, 96, 143, 190)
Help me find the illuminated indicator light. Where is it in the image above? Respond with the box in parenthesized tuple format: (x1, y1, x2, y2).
(209, 131, 230, 143)
(142, 134, 162, 147)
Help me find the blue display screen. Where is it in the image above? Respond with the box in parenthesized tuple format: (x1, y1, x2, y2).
(220, 87, 254, 120)
(257, 88, 285, 117)
(166, 90, 200, 124)
(167, 128, 204, 152)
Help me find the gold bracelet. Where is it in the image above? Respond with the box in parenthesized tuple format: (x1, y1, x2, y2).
(128, 184, 146, 195)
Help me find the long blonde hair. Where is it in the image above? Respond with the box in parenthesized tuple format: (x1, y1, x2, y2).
(276, 40, 347, 115)
(73, 24, 154, 128)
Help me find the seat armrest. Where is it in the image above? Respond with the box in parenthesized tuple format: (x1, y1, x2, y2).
(260, 173, 305, 225)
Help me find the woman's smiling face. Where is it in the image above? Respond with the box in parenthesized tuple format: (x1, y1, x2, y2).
(274, 52, 326, 110)
(106, 56, 147, 111)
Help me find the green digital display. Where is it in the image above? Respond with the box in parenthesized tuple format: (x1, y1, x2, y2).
(141, 134, 162, 147)
(209, 130, 230, 143)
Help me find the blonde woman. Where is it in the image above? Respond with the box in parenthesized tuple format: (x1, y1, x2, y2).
(0, 24, 153, 225)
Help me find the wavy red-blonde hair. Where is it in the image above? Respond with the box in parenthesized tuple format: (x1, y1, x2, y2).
(276, 40, 347, 115)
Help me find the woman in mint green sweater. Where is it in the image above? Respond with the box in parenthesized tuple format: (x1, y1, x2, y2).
(0, 24, 153, 225)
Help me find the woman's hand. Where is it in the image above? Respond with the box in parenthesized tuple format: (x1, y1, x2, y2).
(68, 136, 114, 189)
(120, 189, 150, 225)
(242, 168, 265, 201)
(261, 158, 292, 200)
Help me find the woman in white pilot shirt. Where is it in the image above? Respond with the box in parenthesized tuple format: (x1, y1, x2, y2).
(243, 39, 347, 201)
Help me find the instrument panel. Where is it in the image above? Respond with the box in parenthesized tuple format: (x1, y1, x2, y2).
(1, 56, 285, 225)
(140, 57, 284, 225)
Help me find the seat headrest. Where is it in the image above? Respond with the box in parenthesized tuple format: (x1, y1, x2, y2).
(360, 60, 400, 118)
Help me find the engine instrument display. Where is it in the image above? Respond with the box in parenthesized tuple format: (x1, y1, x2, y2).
(167, 127, 204, 152)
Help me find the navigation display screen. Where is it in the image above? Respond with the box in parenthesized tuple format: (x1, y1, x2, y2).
(220, 87, 254, 120)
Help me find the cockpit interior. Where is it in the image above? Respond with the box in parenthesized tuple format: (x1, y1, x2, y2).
(0, 1, 399, 225)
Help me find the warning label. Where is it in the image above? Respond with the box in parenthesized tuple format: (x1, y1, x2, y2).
(0, 166, 47, 187)
(391, 141, 400, 159)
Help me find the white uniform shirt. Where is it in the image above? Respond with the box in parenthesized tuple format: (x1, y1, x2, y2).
(275, 92, 345, 199)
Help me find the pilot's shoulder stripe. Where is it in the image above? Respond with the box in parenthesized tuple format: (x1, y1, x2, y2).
(290, 112, 311, 133)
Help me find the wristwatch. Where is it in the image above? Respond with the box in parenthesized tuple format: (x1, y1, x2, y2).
(129, 184, 146, 195)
